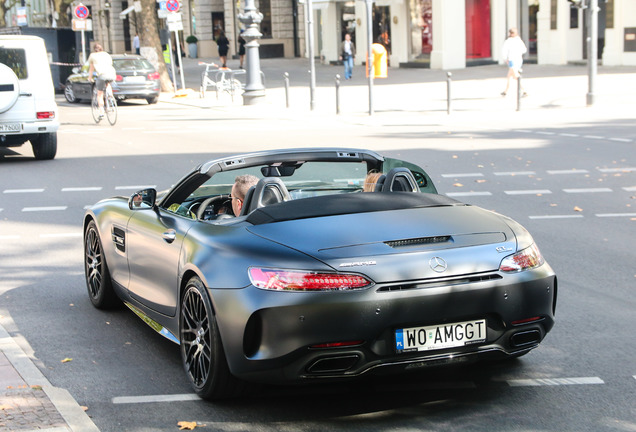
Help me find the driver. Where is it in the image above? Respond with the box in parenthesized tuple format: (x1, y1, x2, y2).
(231, 174, 259, 216)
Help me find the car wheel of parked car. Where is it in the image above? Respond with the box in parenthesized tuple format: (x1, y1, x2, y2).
(64, 83, 79, 103)
(180, 276, 243, 400)
(84, 220, 118, 309)
(146, 96, 158, 104)
(31, 132, 57, 160)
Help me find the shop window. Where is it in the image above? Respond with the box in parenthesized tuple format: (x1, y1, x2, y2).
(569, 4, 578, 29)
(550, 0, 557, 30)
(258, 0, 272, 38)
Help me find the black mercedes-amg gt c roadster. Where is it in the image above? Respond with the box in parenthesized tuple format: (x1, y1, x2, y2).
(83, 148, 557, 400)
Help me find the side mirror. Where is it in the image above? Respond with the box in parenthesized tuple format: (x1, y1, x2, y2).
(129, 188, 157, 210)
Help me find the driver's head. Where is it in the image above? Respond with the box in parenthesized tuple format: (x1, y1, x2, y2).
(231, 174, 259, 216)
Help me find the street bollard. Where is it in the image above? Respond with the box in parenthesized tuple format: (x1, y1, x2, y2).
(446, 72, 452, 115)
(284, 72, 290, 108)
(335, 74, 341, 115)
(516, 72, 522, 112)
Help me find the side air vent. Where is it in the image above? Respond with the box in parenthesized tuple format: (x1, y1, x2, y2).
(378, 273, 502, 292)
(385, 236, 452, 248)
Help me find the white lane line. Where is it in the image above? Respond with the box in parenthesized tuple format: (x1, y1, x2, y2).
(536, 131, 556, 136)
(115, 185, 157, 190)
(446, 192, 492, 197)
(529, 215, 584, 220)
(547, 169, 589, 175)
(507, 377, 602, 387)
(583, 135, 604, 140)
(596, 213, 636, 218)
(62, 187, 103, 192)
(563, 188, 613, 193)
(598, 167, 636, 173)
(624, 186, 636, 192)
(609, 137, 633, 143)
(40, 232, 82, 238)
(505, 190, 552, 195)
(22, 206, 68, 212)
(3, 188, 45, 194)
(512, 129, 532, 133)
(441, 173, 484, 178)
(559, 133, 579, 137)
(112, 394, 200, 404)
(493, 171, 536, 176)
(507, 377, 604, 387)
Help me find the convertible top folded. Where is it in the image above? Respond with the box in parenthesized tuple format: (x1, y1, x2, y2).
(245, 192, 463, 225)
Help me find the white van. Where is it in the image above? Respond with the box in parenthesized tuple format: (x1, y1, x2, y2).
(0, 35, 59, 160)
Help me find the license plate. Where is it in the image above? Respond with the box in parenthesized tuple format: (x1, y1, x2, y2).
(0, 123, 21, 133)
(124, 76, 146, 83)
(395, 319, 486, 353)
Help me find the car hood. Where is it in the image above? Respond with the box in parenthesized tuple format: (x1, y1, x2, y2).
(246, 205, 518, 283)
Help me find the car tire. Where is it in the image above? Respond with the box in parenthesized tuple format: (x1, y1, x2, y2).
(31, 132, 57, 160)
(146, 96, 158, 104)
(84, 220, 119, 309)
(180, 276, 245, 400)
(64, 83, 79, 103)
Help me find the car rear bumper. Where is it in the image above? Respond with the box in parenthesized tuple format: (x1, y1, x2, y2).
(210, 264, 557, 383)
(0, 120, 59, 146)
(112, 84, 160, 100)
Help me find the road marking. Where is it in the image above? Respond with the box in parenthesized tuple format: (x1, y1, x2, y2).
(112, 394, 200, 404)
(40, 232, 82, 238)
(559, 133, 579, 137)
(115, 185, 157, 190)
(536, 131, 555, 136)
(563, 188, 613, 193)
(529, 215, 584, 220)
(512, 129, 532, 133)
(446, 192, 492, 197)
(596, 213, 636, 218)
(547, 169, 589, 175)
(505, 190, 552, 195)
(583, 135, 604, 140)
(598, 167, 636, 173)
(3, 188, 45, 194)
(624, 186, 636, 192)
(493, 171, 536, 176)
(507, 377, 604, 387)
(441, 173, 484, 178)
(22, 206, 68, 212)
(609, 137, 633, 143)
(62, 187, 103, 192)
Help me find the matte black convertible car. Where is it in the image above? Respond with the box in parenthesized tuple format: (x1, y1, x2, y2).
(83, 148, 557, 399)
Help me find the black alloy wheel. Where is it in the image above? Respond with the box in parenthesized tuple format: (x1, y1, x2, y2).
(180, 276, 243, 400)
(64, 83, 79, 103)
(84, 220, 117, 308)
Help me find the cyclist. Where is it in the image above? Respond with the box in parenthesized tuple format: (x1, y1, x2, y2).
(87, 43, 116, 118)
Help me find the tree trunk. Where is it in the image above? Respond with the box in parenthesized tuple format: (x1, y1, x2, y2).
(53, 0, 73, 27)
(138, 0, 174, 92)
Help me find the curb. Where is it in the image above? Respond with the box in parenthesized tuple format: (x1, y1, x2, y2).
(0, 322, 100, 432)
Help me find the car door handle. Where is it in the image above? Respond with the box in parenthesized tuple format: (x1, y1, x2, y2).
(163, 229, 176, 244)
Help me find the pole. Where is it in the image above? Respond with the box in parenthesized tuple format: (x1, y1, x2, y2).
(446, 72, 452, 115)
(335, 74, 340, 115)
(167, 36, 177, 92)
(365, 0, 374, 116)
(80, 30, 86, 64)
(238, 0, 266, 105)
(586, 0, 597, 106)
(306, 0, 316, 111)
(516, 71, 522, 111)
(284, 72, 290, 108)
(175, 30, 185, 91)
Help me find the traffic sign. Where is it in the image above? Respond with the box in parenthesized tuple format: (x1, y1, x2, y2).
(166, 0, 179, 12)
(74, 3, 89, 19)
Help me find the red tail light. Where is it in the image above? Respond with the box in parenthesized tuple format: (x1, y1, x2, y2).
(148, 72, 160, 80)
(499, 243, 544, 272)
(115, 75, 123, 82)
(36, 111, 55, 119)
(249, 268, 373, 291)
(311, 341, 364, 349)
(511, 317, 542, 325)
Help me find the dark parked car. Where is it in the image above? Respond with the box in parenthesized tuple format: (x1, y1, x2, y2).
(83, 148, 557, 400)
(64, 54, 160, 105)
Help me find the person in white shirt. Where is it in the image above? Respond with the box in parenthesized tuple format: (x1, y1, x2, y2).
(133, 34, 140, 55)
(339, 33, 356, 80)
(501, 28, 527, 97)
(87, 43, 116, 117)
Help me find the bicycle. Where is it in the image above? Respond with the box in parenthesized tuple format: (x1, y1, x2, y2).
(198, 62, 244, 101)
(198, 61, 217, 98)
(91, 80, 117, 126)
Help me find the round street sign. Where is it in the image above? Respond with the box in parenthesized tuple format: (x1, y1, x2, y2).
(166, 0, 179, 12)
(74, 3, 90, 19)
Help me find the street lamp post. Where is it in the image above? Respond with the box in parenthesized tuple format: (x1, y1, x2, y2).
(586, 0, 598, 106)
(365, 0, 374, 116)
(238, 0, 266, 105)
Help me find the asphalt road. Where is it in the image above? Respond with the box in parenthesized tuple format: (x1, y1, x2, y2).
(0, 95, 634, 432)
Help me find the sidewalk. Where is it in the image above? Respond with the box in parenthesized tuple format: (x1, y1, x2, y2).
(160, 57, 636, 126)
(0, 323, 99, 432)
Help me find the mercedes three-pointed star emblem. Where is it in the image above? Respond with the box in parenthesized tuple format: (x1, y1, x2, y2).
(429, 256, 447, 273)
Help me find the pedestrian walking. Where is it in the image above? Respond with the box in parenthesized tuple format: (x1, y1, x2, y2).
(216, 30, 230, 68)
(339, 33, 355, 80)
(133, 33, 140, 55)
(501, 27, 527, 97)
(238, 30, 246, 69)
